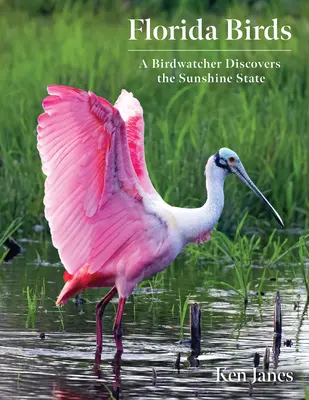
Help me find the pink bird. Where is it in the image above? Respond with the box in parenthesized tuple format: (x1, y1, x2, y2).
(37, 85, 283, 364)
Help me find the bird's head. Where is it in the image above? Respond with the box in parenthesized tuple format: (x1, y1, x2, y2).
(214, 147, 284, 228)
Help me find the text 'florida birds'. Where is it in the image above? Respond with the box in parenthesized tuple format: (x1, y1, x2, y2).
(129, 18, 292, 41)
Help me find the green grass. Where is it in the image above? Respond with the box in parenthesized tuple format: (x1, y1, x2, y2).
(56, 304, 65, 331)
(0, 2, 308, 237)
(298, 238, 309, 300)
(24, 279, 50, 330)
(178, 290, 191, 338)
(185, 214, 309, 303)
(211, 215, 259, 303)
(25, 286, 37, 329)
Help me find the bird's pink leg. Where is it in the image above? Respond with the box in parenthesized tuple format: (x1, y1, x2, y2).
(95, 286, 117, 366)
(113, 297, 127, 353)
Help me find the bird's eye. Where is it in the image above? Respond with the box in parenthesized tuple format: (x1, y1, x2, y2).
(228, 157, 236, 163)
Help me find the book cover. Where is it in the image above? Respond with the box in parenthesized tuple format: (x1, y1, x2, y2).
(0, 1, 308, 399)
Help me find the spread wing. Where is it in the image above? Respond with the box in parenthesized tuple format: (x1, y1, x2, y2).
(114, 90, 159, 197)
(37, 85, 166, 276)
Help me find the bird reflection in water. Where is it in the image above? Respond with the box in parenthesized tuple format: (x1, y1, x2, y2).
(53, 350, 123, 400)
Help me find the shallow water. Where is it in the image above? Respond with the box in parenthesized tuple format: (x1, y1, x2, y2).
(0, 241, 309, 399)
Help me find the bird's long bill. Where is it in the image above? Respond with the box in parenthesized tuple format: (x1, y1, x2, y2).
(234, 163, 284, 228)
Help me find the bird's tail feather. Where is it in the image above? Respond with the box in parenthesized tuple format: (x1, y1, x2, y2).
(56, 263, 109, 306)
(56, 267, 89, 306)
(56, 278, 82, 306)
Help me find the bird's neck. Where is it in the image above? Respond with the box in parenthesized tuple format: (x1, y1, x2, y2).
(172, 156, 227, 246)
(201, 157, 227, 235)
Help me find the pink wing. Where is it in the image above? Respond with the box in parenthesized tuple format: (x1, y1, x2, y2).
(37, 85, 167, 279)
(114, 90, 159, 197)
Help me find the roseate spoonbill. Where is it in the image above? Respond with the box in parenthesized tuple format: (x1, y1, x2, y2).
(37, 85, 283, 364)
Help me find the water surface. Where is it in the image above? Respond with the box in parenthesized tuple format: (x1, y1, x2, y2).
(0, 241, 308, 399)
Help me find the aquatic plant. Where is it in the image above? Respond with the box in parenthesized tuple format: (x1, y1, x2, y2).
(178, 290, 191, 338)
(56, 305, 65, 331)
(25, 279, 49, 330)
(208, 215, 260, 304)
(298, 237, 309, 300)
(26, 286, 37, 329)
(262, 234, 309, 299)
(256, 230, 290, 295)
(185, 211, 309, 303)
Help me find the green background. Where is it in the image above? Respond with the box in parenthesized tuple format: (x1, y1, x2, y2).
(0, 0, 308, 235)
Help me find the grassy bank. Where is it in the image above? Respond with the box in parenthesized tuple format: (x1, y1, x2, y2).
(0, 3, 308, 236)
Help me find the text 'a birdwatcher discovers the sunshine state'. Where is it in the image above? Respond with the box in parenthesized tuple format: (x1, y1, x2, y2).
(137, 58, 282, 85)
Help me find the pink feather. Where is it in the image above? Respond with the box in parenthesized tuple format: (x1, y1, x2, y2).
(114, 89, 158, 196)
(37, 85, 168, 303)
